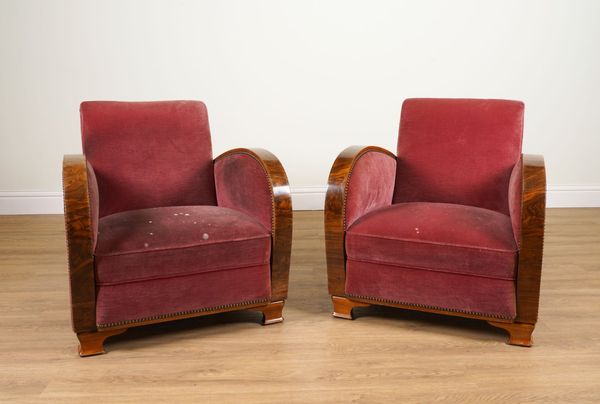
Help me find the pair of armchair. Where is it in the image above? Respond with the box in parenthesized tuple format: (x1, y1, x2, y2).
(63, 99, 545, 356)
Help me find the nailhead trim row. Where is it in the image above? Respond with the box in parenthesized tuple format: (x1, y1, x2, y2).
(97, 298, 269, 329)
(341, 152, 362, 231)
(346, 294, 513, 320)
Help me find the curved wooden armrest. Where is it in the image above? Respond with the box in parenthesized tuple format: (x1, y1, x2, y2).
(214, 148, 293, 301)
(516, 154, 546, 324)
(63, 154, 97, 333)
(324, 146, 397, 296)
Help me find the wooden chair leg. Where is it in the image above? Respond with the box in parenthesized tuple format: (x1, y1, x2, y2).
(251, 300, 285, 325)
(487, 321, 535, 347)
(331, 296, 370, 320)
(77, 328, 128, 357)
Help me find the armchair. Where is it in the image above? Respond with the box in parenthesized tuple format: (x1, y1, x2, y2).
(63, 101, 292, 356)
(325, 98, 545, 346)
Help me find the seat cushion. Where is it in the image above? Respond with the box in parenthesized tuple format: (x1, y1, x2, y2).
(346, 202, 518, 280)
(95, 205, 271, 285)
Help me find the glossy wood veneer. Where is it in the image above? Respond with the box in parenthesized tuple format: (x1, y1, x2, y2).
(63, 155, 97, 334)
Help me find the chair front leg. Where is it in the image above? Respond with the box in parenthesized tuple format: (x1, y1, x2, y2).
(331, 296, 371, 320)
(250, 300, 285, 325)
(77, 328, 128, 357)
(488, 321, 535, 347)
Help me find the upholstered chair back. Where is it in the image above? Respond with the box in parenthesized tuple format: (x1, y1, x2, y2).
(393, 98, 524, 215)
(80, 101, 216, 217)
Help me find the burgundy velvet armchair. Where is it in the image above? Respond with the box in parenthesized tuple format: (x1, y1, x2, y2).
(63, 101, 292, 356)
(325, 98, 546, 346)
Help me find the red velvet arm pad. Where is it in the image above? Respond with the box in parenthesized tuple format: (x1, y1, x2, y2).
(344, 148, 397, 228)
(515, 154, 546, 324)
(63, 155, 99, 333)
(214, 148, 293, 300)
(324, 146, 397, 296)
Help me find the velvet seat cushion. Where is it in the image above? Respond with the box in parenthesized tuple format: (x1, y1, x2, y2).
(346, 202, 518, 280)
(95, 205, 271, 285)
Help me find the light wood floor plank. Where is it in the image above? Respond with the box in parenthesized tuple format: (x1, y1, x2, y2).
(0, 209, 599, 402)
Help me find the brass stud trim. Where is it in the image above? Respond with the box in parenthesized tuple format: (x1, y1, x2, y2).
(97, 298, 269, 329)
(346, 294, 514, 320)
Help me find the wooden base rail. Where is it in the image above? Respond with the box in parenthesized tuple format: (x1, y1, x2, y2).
(77, 301, 285, 357)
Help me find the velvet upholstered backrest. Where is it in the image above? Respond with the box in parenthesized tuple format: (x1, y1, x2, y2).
(81, 101, 216, 218)
(393, 98, 524, 215)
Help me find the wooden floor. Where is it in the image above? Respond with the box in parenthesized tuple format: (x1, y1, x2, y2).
(1, 209, 599, 402)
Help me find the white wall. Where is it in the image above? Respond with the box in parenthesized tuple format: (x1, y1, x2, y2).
(1, 0, 599, 213)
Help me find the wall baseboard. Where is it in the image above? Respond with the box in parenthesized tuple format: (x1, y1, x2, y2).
(0, 192, 64, 215)
(544, 185, 600, 208)
(1, 185, 599, 215)
(290, 186, 328, 211)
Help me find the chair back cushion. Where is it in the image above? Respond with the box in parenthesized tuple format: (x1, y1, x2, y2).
(393, 98, 523, 215)
(81, 101, 216, 217)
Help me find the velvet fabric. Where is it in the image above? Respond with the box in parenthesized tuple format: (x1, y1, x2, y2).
(86, 160, 99, 250)
(80, 101, 216, 218)
(96, 264, 270, 326)
(346, 202, 517, 280)
(345, 151, 396, 229)
(508, 157, 523, 246)
(95, 205, 270, 285)
(214, 153, 273, 232)
(345, 260, 516, 319)
(393, 99, 524, 215)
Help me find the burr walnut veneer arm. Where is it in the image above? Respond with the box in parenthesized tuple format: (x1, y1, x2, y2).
(63, 154, 98, 334)
(324, 146, 397, 296)
(515, 154, 546, 324)
(488, 154, 546, 345)
(214, 148, 293, 301)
